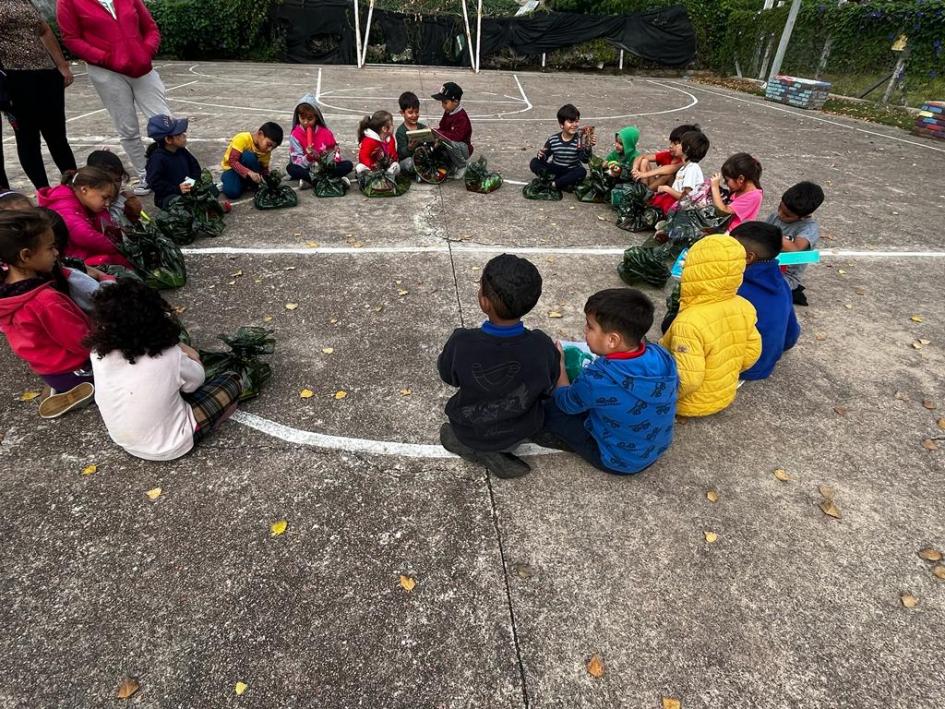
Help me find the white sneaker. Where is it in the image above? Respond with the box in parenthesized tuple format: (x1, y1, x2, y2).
(38, 382, 95, 419)
(132, 181, 152, 196)
(341, 176, 351, 187)
(451, 167, 466, 180)
(299, 180, 311, 191)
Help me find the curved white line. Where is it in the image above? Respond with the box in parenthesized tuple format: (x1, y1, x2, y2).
(233, 411, 555, 458)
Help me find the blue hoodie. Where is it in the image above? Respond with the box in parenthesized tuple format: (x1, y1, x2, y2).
(553, 342, 678, 473)
(738, 260, 800, 380)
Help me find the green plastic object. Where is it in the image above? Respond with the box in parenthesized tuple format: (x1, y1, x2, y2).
(118, 222, 187, 290)
(253, 169, 299, 209)
(154, 169, 226, 243)
(464, 156, 503, 194)
(522, 171, 562, 201)
(563, 343, 595, 382)
(574, 156, 613, 203)
(309, 151, 350, 198)
(198, 327, 276, 401)
(617, 244, 673, 289)
(614, 181, 660, 232)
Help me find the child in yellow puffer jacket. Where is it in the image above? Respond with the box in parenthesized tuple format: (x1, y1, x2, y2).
(660, 235, 761, 417)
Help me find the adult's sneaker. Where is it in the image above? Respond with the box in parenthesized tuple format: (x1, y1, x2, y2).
(38, 382, 95, 419)
(132, 181, 152, 196)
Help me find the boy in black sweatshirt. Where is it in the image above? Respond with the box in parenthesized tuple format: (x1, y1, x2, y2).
(437, 254, 559, 478)
(145, 114, 202, 209)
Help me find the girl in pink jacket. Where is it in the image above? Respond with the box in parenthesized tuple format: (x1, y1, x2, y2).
(286, 96, 353, 188)
(37, 167, 131, 268)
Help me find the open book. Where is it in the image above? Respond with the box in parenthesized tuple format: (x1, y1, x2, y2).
(406, 128, 435, 144)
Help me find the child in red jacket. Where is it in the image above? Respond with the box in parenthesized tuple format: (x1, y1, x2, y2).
(355, 110, 398, 178)
(0, 209, 96, 418)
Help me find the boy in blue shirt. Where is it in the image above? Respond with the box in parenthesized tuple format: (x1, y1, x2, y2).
(765, 181, 824, 306)
(438, 254, 559, 479)
(730, 221, 800, 380)
(537, 288, 678, 475)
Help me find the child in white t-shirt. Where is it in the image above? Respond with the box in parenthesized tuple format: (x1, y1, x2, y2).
(655, 130, 710, 207)
(87, 278, 243, 461)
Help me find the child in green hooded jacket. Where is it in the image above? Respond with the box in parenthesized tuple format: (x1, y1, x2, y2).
(604, 125, 640, 181)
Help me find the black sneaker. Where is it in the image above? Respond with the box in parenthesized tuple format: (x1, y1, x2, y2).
(440, 423, 531, 479)
(792, 285, 808, 306)
(530, 430, 573, 452)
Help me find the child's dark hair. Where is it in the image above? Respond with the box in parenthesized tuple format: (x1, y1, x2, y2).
(0, 208, 53, 267)
(584, 288, 654, 346)
(556, 104, 580, 124)
(85, 278, 182, 364)
(398, 91, 420, 111)
(87, 150, 129, 181)
(0, 191, 33, 211)
(61, 166, 119, 197)
(782, 181, 825, 218)
(669, 123, 700, 143)
(357, 110, 394, 142)
(293, 102, 326, 129)
(38, 207, 70, 252)
(721, 152, 762, 189)
(259, 121, 284, 146)
(730, 221, 782, 260)
(481, 254, 543, 320)
(680, 131, 710, 163)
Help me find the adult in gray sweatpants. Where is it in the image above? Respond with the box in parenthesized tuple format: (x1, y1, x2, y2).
(57, 0, 169, 194)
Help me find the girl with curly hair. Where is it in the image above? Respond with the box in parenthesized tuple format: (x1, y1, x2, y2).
(86, 278, 243, 461)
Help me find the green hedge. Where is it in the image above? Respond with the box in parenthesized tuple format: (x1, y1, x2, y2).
(148, 0, 283, 60)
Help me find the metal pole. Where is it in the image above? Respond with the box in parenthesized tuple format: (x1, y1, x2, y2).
(360, 0, 375, 67)
(541, 53, 546, 68)
(353, 0, 362, 68)
(758, 35, 774, 80)
(475, 0, 483, 74)
(618, 49, 624, 71)
(460, 0, 476, 71)
(767, 0, 801, 83)
(882, 48, 908, 104)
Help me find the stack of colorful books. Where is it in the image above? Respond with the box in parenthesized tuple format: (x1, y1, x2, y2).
(914, 101, 945, 141)
(765, 75, 832, 110)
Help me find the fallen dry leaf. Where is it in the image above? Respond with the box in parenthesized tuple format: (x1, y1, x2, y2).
(820, 499, 842, 519)
(230, 270, 243, 277)
(912, 339, 931, 350)
(933, 565, 945, 580)
(299, 388, 314, 399)
(774, 468, 791, 482)
(334, 390, 348, 400)
(116, 677, 140, 699)
(18, 390, 42, 401)
(399, 574, 416, 592)
(833, 406, 847, 416)
(706, 489, 719, 503)
(921, 439, 940, 451)
(512, 562, 534, 579)
(922, 400, 936, 410)
(400, 388, 412, 396)
(234, 681, 248, 696)
(918, 548, 943, 562)
(911, 314, 924, 323)
(398, 289, 409, 296)
(548, 311, 563, 318)
(837, 269, 846, 275)
(270, 519, 287, 536)
(81, 464, 97, 476)
(900, 593, 919, 609)
(145, 487, 162, 501)
(262, 315, 273, 323)
(844, 304, 852, 310)
(304, 240, 319, 248)
(662, 699, 682, 709)
(704, 531, 718, 543)
(938, 418, 945, 431)
(321, 347, 334, 354)
(285, 303, 298, 311)
(818, 484, 834, 499)
(586, 654, 605, 678)
(815, 332, 827, 341)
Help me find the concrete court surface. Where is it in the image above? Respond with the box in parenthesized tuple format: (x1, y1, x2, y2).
(1, 61, 944, 707)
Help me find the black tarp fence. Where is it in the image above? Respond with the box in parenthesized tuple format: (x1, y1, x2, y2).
(276, 0, 696, 68)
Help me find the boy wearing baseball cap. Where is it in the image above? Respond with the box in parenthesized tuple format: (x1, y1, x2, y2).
(431, 82, 473, 179)
(145, 114, 202, 209)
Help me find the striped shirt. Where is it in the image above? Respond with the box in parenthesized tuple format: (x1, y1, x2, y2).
(540, 132, 591, 169)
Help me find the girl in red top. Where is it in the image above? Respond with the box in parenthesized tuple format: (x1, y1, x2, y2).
(355, 111, 399, 176)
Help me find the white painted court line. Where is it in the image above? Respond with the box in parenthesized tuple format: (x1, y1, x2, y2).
(233, 410, 555, 458)
(668, 80, 945, 155)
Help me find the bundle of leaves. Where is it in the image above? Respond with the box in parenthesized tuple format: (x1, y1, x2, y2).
(118, 222, 187, 290)
(254, 169, 299, 209)
(464, 156, 503, 194)
(662, 206, 731, 249)
(154, 169, 226, 244)
(614, 181, 660, 232)
(308, 150, 349, 198)
(198, 326, 276, 401)
(358, 151, 412, 197)
(574, 156, 614, 203)
(522, 171, 562, 201)
(617, 244, 672, 289)
(663, 281, 682, 332)
(412, 143, 452, 184)
(95, 263, 142, 282)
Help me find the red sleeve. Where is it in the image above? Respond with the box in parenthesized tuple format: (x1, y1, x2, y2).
(36, 298, 91, 357)
(385, 138, 398, 161)
(654, 150, 672, 166)
(228, 148, 251, 177)
(358, 139, 375, 168)
(134, 0, 161, 56)
(56, 0, 108, 65)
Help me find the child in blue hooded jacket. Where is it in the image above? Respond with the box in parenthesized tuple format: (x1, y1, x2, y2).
(730, 221, 800, 380)
(537, 288, 678, 475)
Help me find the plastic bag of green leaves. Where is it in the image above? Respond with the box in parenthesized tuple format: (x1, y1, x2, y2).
(464, 156, 503, 194)
(661, 281, 681, 333)
(574, 156, 613, 203)
(617, 244, 672, 288)
(413, 143, 451, 185)
(177, 169, 226, 237)
(254, 169, 299, 210)
(198, 327, 275, 401)
(358, 166, 412, 198)
(96, 263, 142, 281)
(661, 206, 731, 249)
(118, 222, 187, 290)
(614, 182, 660, 232)
(309, 151, 349, 198)
(152, 203, 196, 245)
(522, 171, 562, 201)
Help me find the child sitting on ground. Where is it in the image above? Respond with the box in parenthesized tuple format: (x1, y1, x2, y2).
(145, 115, 202, 209)
(431, 82, 473, 179)
(603, 125, 640, 181)
(660, 234, 761, 417)
(395, 91, 427, 176)
(709, 152, 764, 232)
(86, 150, 144, 227)
(631, 123, 700, 191)
(653, 129, 710, 211)
(730, 221, 799, 380)
(766, 181, 825, 306)
(438, 254, 559, 479)
(36, 167, 131, 268)
(530, 104, 595, 191)
(537, 288, 678, 475)
(0, 209, 96, 418)
(286, 96, 353, 188)
(220, 122, 283, 199)
(356, 111, 399, 178)
(87, 278, 243, 461)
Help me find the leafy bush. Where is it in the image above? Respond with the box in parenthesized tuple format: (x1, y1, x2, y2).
(149, 0, 284, 60)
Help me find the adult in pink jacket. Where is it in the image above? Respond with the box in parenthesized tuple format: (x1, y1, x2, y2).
(56, 0, 170, 194)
